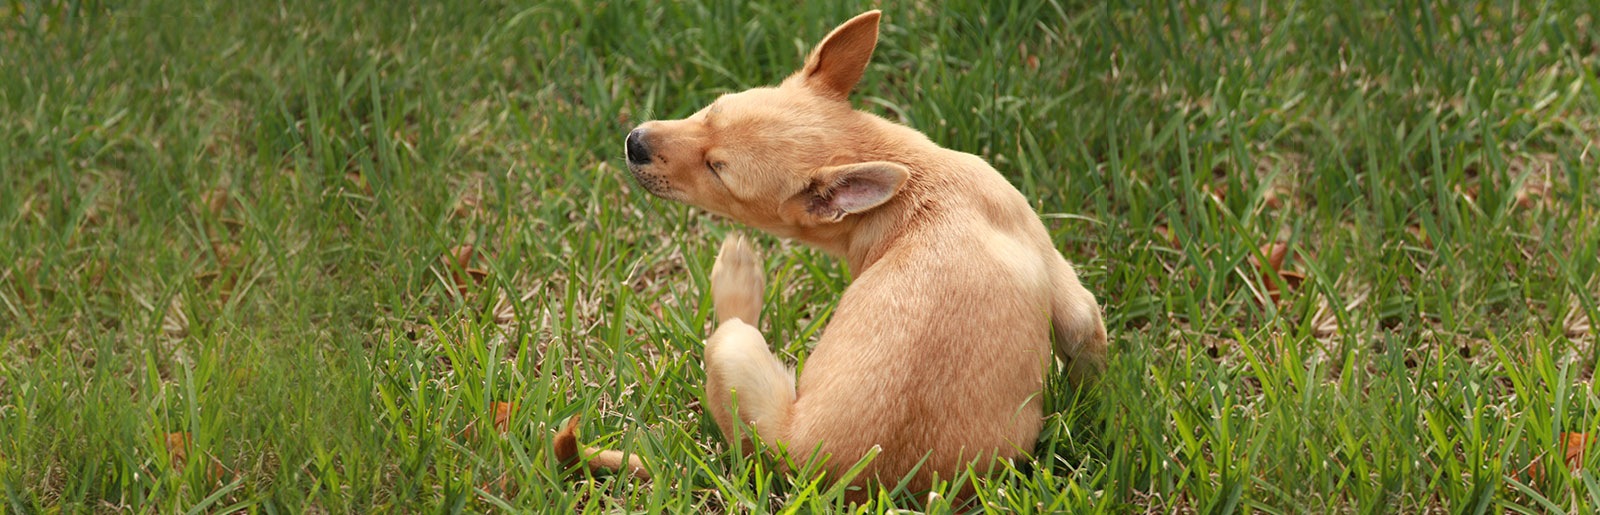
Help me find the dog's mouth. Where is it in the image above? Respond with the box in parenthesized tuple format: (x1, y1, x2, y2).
(626, 162, 677, 199)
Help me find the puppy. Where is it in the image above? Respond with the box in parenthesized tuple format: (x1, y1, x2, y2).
(562, 10, 1108, 499)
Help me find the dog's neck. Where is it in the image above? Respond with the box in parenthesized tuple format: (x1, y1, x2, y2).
(825, 113, 952, 272)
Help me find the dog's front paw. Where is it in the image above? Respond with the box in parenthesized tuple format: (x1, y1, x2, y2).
(711, 233, 765, 325)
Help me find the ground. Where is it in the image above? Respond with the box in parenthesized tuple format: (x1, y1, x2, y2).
(2, 0, 1599, 512)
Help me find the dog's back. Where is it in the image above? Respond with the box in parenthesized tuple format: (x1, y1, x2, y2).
(779, 116, 1079, 492)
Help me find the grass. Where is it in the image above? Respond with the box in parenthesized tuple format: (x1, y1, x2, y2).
(2, 0, 1598, 512)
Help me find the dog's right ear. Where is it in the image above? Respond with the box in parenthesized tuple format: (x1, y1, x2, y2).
(783, 161, 909, 225)
(786, 10, 881, 100)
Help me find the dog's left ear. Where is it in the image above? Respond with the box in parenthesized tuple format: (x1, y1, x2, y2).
(789, 10, 881, 100)
(784, 161, 909, 224)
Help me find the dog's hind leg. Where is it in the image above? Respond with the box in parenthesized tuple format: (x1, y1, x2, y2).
(1048, 253, 1109, 382)
(706, 234, 795, 449)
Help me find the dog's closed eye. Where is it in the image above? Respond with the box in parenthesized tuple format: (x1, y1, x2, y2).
(706, 160, 727, 181)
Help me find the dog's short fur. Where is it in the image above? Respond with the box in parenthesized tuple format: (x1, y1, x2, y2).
(564, 10, 1108, 497)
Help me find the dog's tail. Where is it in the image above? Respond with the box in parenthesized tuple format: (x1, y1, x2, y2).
(552, 416, 651, 479)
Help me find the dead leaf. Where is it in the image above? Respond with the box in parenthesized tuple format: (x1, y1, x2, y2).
(193, 243, 243, 301)
(1260, 242, 1288, 273)
(1153, 225, 1177, 247)
(1516, 179, 1550, 210)
(163, 432, 227, 481)
(165, 432, 191, 465)
(479, 472, 514, 498)
(448, 245, 475, 269)
(1202, 183, 1227, 204)
(221, 217, 246, 234)
(1018, 43, 1038, 70)
(493, 402, 515, 433)
(1526, 432, 1589, 482)
(1406, 225, 1432, 248)
(212, 242, 240, 268)
(445, 245, 490, 294)
(1263, 188, 1283, 209)
(83, 202, 104, 226)
(1278, 270, 1306, 290)
(346, 171, 372, 195)
(454, 402, 518, 440)
(1249, 242, 1304, 304)
(1560, 432, 1587, 469)
(193, 270, 221, 288)
(1565, 302, 1593, 338)
(161, 298, 189, 338)
(453, 192, 482, 218)
(201, 188, 231, 215)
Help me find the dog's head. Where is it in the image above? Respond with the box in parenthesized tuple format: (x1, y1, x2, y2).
(624, 11, 909, 238)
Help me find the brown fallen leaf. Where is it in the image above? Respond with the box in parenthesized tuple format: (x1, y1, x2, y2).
(346, 171, 372, 195)
(165, 432, 191, 465)
(221, 217, 246, 234)
(480, 472, 514, 498)
(201, 188, 231, 216)
(454, 402, 518, 440)
(448, 245, 476, 269)
(164, 432, 227, 482)
(212, 242, 240, 268)
(1525, 432, 1589, 482)
(1277, 270, 1306, 290)
(493, 402, 515, 433)
(1515, 179, 1550, 210)
(1559, 432, 1586, 469)
(83, 202, 105, 226)
(1263, 188, 1283, 209)
(1153, 225, 1178, 247)
(1406, 224, 1433, 248)
(1260, 242, 1288, 272)
(194, 242, 243, 302)
(1249, 242, 1304, 304)
(1018, 43, 1038, 71)
(1565, 303, 1593, 338)
(445, 245, 490, 294)
(193, 270, 222, 288)
(453, 192, 482, 218)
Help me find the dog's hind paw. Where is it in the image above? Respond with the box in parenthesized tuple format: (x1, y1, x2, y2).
(712, 233, 765, 325)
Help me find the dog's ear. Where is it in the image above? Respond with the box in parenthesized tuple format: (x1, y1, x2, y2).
(784, 161, 908, 224)
(790, 10, 881, 100)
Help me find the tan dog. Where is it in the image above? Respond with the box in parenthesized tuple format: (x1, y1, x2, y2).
(562, 10, 1108, 498)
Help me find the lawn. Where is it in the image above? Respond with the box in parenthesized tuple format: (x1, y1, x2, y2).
(2, 0, 1598, 512)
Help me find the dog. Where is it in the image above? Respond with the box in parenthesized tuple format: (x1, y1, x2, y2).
(558, 10, 1108, 500)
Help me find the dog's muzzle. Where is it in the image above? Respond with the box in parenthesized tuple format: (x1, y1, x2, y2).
(624, 127, 671, 197)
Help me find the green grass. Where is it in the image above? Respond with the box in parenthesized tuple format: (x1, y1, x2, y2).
(3, 0, 1598, 512)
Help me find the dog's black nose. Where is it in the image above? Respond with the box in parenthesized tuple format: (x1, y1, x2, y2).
(626, 128, 652, 165)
